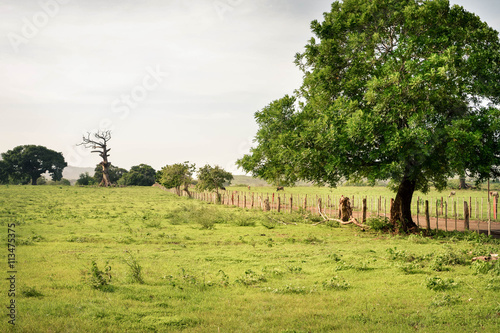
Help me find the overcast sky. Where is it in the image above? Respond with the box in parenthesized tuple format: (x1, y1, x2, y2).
(1, 0, 499, 175)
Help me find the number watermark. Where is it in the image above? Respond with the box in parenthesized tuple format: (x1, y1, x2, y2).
(6, 223, 16, 326)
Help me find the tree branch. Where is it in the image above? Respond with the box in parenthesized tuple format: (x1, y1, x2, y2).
(313, 204, 369, 229)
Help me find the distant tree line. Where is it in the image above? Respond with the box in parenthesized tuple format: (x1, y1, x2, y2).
(76, 163, 156, 186)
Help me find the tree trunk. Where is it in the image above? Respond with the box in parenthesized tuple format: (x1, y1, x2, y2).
(459, 176, 467, 189)
(390, 177, 418, 232)
(100, 161, 111, 187)
(183, 185, 192, 198)
(31, 175, 38, 185)
(338, 196, 352, 222)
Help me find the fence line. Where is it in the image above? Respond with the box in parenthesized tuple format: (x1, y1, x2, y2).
(157, 186, 499, 235)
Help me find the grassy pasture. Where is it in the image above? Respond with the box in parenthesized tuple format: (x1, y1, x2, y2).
(1, 185, 500, 332)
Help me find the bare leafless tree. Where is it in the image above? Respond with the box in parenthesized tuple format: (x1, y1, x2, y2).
(78, 130, 112, 187)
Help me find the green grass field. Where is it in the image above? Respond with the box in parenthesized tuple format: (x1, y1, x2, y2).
(1, 185, 500, 332)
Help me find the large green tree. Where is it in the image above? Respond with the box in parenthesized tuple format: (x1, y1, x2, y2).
(0, 160, 9, 184)
(158, 162, 196, 196)
(119, 164, 156, 186)
(238, 0, 500, 231)
(1, 145, 67, 185)
(76, 172, 96, 186)
(196, 165, 233, 202)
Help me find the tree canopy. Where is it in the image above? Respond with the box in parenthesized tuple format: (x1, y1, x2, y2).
(1, 145, 67, 185)
(238, 0, 500, 231)
(196, 165, 233, 194)
(119, 164, 156, 186)
(157, 162, 196, 196)
(76, 172, 96, 186)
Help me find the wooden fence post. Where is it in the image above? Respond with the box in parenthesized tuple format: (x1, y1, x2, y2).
(377, 196, 380, 217)
(464, 201, 469, 230)
(454, 200, 457, 231)
(445, 201, 448, 232)
(435, 199, 439, 231)
(475, 198, 477, 221)
(318, 197, 322, 215)
(425, 200, 430, 230)
(494, 197, 498, 220)
(384, 197, 387, 218)
(488, 198, 491, 236)
(481, 198, 483, 220)
(362, 198, 367, 223)
(303, 195, 307, 210)
(469, 197, 472, 220)
(277, 196, 281, 213)
(290, 196, 293, 214)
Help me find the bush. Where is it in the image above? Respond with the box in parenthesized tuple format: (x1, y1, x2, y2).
(76, 172, 96, 186)
(84, 261, 112, 291)
(472, 260, 500, 276)
(366, 217, 394, 232)
(425, 276, 457, 291)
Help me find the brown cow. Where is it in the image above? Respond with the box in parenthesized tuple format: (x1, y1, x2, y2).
(277, 186, 284, 191)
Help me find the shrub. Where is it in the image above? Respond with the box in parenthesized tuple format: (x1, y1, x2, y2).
(472, 260, 500, 276)
(366, 217, 394, 232)
(425, 277, 457, 291)
(233, 216, 256, 227)
(261, 219, 278, 229)
(84, 261, 112, 291)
